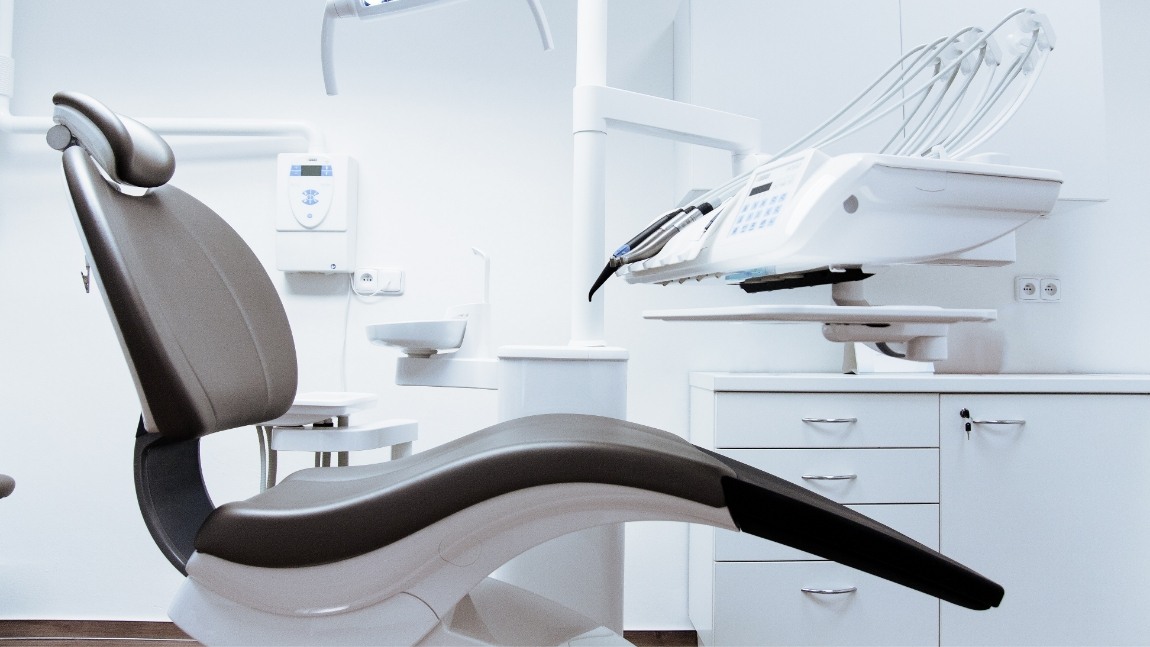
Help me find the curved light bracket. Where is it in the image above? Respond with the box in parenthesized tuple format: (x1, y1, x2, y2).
(321, 0, 553, 96)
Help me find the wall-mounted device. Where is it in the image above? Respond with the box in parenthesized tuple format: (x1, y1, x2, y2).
(275, 153, 358, 273)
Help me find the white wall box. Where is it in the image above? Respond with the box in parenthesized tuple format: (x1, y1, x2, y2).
(689, 373, 1150, 646)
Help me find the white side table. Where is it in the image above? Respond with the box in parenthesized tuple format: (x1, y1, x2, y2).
(255, 391, 417, 490)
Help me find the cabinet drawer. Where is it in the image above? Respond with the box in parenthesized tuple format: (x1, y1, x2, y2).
(725, 448, 939, 504)
(715, 503, 938, 561)
(712, 561, 939, 646)
(715, 392, 938, 448)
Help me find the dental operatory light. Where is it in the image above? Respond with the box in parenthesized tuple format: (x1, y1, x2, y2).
(321, 0, 554, 95)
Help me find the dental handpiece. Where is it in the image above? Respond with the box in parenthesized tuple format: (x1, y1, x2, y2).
(618, 201, 714, 265)
(587, 208, 682, 301)
(587, 200, 721, 300)
(613, 208, 683, 259)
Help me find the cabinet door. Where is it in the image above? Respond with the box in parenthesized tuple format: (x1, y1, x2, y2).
(940, 394, 1150, 646)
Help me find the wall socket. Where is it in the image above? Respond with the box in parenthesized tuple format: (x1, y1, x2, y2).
(354, 268, 404, 296)
(1015, 276, 1061, 302)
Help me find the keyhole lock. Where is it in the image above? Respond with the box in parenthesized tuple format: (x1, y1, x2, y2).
(959, 408, 973, 438)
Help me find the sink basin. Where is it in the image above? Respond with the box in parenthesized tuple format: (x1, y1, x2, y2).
(366, 319, 467, 358)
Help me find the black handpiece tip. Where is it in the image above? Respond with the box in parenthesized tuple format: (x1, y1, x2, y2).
(588, 261, 618, 301)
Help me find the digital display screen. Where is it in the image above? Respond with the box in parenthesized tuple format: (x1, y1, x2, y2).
(749, 182, 773, 196)
(300, 165, 323, 177)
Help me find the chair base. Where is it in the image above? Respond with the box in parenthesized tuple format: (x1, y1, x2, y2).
(171, 576, 628, 646)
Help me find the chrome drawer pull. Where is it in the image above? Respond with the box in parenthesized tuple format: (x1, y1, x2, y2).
(959, 408, 1025, 438)
(801, 417, 857, 424)
(801, 474, 857, 481)
(801, 587, 858, 595)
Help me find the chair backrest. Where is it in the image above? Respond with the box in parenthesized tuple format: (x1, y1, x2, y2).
(51, 92, 297, 441)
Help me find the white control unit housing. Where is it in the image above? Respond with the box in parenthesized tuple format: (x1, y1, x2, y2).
(275, 153, 358, 273)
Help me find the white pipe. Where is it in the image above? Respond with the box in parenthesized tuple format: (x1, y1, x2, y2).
(0, 97, 50, 135)
(135, 117, 326, 152)
(576, 0, 608, 87)
(569, 0, 761, 346)
(570, 0, 609, 346)
(573, 86, 759, 156)
(1, 105, 326, 152)
(571, 130, 608, 346)
(0, 0, 12, 59)
(0, 0, 325, 152)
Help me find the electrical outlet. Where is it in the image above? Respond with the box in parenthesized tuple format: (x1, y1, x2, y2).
(354, 268, 380, 295)
(1016, 275, 1061, 303)
(1015, 276, 1040, 301)
(353, 267, 404, 296)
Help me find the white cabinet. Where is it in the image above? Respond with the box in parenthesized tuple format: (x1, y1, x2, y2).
(939, 393, 1150, 646)
(689, 382, 941, 647)
(689, 373, 1150, 647)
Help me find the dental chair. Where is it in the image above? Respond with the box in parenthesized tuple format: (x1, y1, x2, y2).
(47, 91, 1004, 646)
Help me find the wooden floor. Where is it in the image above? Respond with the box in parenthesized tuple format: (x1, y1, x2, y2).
(0, 621, 197, 647)
(0, 621, 696, 646)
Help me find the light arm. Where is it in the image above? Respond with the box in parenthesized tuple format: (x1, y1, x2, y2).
(321, 0, 339, 96)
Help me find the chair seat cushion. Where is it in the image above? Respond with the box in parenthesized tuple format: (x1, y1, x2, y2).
(195, 414, 733, 568)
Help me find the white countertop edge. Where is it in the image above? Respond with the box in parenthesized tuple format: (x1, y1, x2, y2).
(689, 372, 1150, 394)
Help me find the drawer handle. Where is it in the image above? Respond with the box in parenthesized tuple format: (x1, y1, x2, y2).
(959, 408, 1025, 438)
(801, 474, 857, 481)
(801, 587, 858, 595)
(801, 417, 857, 424)
(959, 408, 1025, 426)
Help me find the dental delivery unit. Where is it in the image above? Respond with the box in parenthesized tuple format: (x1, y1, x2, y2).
(607, 149, 1060, 292)
(590, 9, 1061, 362)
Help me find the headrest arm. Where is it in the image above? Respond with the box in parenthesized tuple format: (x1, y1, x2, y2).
(47, 91, 175, 188)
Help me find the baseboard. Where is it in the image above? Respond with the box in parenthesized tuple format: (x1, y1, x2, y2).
(0, 621, 697, 646)
(0, 620, 195, 641)
(623, 630, 698, 646)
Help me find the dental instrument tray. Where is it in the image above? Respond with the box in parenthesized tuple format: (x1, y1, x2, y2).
(644, 303, 998, 362)
(643, 304, 997, 325)
(615, 148, 1061, 291)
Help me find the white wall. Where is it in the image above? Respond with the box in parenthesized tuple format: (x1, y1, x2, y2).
(0, 0, 1148, 631)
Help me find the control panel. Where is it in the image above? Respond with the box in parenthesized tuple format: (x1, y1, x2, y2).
(275, 153, 358, 273)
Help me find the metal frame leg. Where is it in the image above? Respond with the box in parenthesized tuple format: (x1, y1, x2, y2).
(391, 442, 413, 460)
(256, 425, 278, 492)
